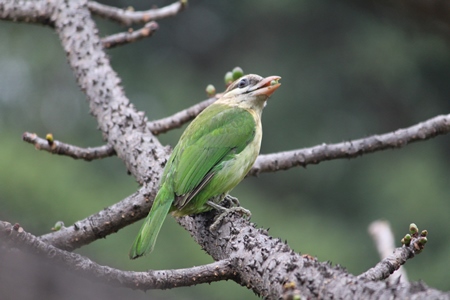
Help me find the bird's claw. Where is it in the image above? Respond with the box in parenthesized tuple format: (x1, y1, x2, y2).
(207, 200, 251, 232)
(222, 194, 241, 208)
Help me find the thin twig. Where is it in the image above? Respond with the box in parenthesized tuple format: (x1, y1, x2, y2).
(0, 220, 236, 290)
(22, 132, 116, 161)
(358, 223, 427, 281)
(102, 21, 159, 49)
(250, 114, 450, 175)
(87, 0, 187, 26)
(148, 97, 216, 135)
(369, 220, 409, 283)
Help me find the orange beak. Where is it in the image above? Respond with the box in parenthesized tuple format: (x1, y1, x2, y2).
(250, 76, 281, 97)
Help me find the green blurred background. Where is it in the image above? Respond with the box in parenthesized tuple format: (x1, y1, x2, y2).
(1, 1, 449, 299)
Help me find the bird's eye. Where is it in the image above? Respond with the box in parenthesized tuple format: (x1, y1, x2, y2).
(237, 78, 249, 89)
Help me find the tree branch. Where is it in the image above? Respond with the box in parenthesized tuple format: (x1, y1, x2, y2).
(0, 221, 236, 290)
(148, 97, 216, 135)
(7, 213, 443, 299)
(51, 0, 169, 187)
(359, 223, 427, 282)
(39, 186, 154, 251)
(22, 132, 116, 161)
(102, 21, 159, 49)
(177, 214, 441, 299)
(368, 220, 409, 283)
(87, 0, 187, 26)
(250, 114, 450, 175)
(0, 0, 53, 25)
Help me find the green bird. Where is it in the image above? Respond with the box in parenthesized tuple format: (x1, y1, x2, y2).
(129, 74, 281, 259)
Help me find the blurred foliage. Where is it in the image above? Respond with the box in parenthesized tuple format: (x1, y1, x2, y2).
(1, 0, 450, 299)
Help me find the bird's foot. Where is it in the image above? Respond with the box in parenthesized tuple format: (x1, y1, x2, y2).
(207, 200, 251, 232)
(221, 194, 241, 208)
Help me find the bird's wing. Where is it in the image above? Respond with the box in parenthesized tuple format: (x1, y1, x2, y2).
(171, 104, 256, 203)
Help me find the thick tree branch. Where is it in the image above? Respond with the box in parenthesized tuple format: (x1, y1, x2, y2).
(0, 0, 53, 25)
(22, 132, 116, 161)
(0, 221, 236, 290)
(52, 0, 169, 187)
(148, 97, 216, 135)
(250, 114, 450, 175)
(102, 21, 159, 49)
(87, 0, 187, 26)
(177, 214, 442, 299)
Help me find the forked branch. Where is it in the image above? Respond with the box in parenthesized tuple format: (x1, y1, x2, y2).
(87, 0, 187, 26)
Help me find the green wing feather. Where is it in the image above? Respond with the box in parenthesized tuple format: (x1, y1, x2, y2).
(172, 104, 256, 204)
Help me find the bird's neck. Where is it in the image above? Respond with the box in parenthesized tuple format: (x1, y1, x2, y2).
(216, 98, 265, 120)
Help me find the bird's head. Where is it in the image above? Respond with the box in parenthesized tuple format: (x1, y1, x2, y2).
(217, 74, 281, 114)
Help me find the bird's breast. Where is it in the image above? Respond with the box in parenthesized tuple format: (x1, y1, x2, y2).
(220, 117, 262, 184)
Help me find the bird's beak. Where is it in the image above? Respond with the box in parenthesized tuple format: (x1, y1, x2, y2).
(249, 76, 281, 97)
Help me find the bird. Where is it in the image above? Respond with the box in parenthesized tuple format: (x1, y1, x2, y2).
(129, 74, 281, 259)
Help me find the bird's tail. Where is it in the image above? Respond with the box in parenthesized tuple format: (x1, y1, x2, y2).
(129, 183, 174, 259)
